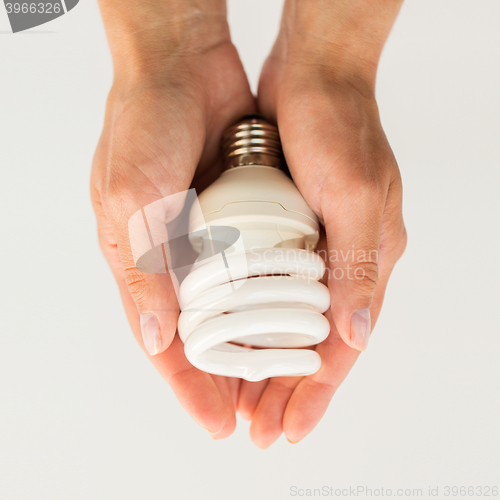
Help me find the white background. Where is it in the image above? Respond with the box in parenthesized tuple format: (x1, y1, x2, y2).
(1, 1, 499, 499)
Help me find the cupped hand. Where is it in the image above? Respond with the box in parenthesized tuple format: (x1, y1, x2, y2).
(239, 39, 407, 447)
(91, 38, 255, 438)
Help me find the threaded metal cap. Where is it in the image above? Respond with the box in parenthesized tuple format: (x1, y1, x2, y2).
(221, 114, 284, 169)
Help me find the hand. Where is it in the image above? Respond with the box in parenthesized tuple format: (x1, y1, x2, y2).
(237, 0, 407, 447)
(91, 8, 255, 437)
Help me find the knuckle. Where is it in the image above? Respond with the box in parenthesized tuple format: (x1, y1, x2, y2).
(357, 175, 387, 200)
(346, 161, 393, 201)
(383, 220, 408, 262)
(102, 170, 134, 209)
(335, 175, 389, 218)
(348, 260, 379, 297)
(397, 226, 408, 259)
(97, 230, 117, 262)
(123, 266, 150, 308)
(322, 164, 391, 213)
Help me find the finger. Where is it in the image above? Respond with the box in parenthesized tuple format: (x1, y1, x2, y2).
(249, 377, 301, 449)
(91, 95, 206, 356)
(371, 176, 407, 322)
(282, 309, 359, 443)
(116, 185, 191, 353)
(157, 337, 235, 436)
(92, 191, 177, 355)
(112, 246, 235, 435)
(282, 213, 406, 444)
(210, 375, 238, 440)
(322, 177, 387, 351)
(237, 379, 269, 421)
(226, 376, 242, 413)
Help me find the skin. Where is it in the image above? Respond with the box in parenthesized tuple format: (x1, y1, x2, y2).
(91, 0, 407, 446)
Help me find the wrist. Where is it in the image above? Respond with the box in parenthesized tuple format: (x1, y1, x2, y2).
(272, 0, 403, 90)
(98, 0, 230, 85)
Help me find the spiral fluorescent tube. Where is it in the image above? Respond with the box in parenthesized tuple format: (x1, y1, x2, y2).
(177, 116, 330, 382)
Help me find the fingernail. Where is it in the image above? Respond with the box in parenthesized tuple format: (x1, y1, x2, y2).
(350, 308, 371, 351)
(140, 313, 162, 355)
(208, 428, 224, 439)
(287, 438, 299, 444)
(202, 422, 224, 437)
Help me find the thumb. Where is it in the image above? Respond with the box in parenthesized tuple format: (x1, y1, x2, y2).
(323, 185, 385, 351)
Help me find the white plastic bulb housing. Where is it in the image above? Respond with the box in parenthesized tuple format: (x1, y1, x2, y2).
(177, 116, 330, 382)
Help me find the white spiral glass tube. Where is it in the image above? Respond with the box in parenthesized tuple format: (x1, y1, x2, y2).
(177, 116, 331, 382)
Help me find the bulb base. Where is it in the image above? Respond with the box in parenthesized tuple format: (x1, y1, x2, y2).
(221, 114, 284, 169)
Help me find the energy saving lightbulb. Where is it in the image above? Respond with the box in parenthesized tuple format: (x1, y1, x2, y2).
(177, 116, 330, 382)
